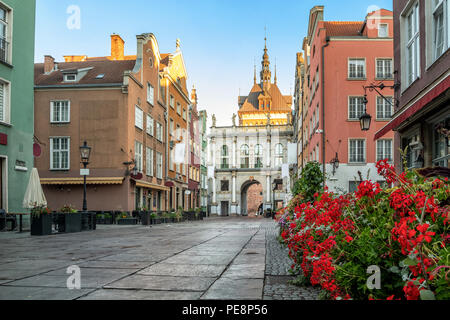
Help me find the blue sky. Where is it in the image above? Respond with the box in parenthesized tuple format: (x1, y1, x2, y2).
(35, 0, 393, 126)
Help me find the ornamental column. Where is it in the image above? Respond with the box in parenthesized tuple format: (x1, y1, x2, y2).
(211, 136, 218, 215)
(266, 173, 272, 210)
(232, 136, 237, 168)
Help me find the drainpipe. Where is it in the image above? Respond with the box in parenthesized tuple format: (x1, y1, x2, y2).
(321, 36, 330, 188)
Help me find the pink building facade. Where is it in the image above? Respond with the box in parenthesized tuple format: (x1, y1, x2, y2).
(299, 6, 395, 193)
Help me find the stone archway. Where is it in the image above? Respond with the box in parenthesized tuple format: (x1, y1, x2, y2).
(240, 180, 263, 217)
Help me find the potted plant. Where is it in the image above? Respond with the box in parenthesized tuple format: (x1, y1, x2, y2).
(117, 212, 138, 225)
(160, 211, 169, 223)
(96, 213, 105, 224)
(169, 211, 177, 223)
(57, 205, 82, 233)
(30, 206, 53, 236)
(149, 212, 158, 225)
(195, 208, 203, 221)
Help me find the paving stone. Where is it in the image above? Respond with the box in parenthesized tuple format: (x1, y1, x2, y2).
(0, 286, 94, 300)
(202, 278, 263, 300)
(138, 263, 227, 277)
(79, 289, 203, 300)
(104, 274, 216, 291)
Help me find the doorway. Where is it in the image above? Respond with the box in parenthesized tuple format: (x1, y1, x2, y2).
(221, 201, 229, 216)
(240, 180, 263, 217)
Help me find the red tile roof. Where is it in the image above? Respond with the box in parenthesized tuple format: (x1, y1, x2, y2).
(323, 21, 364, 37)
(35, 60, 136, 86)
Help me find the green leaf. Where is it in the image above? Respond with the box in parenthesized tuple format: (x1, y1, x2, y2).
(402, 257, 418, 266)
(420, 290, 436, 300)
(388, 266, 400, 274)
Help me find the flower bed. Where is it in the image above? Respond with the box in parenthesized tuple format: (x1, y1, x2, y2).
(278, 160, 449, 300)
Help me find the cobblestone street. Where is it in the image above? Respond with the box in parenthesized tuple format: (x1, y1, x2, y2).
(264, 224, 320, 300)
(0, 217, 318, 300)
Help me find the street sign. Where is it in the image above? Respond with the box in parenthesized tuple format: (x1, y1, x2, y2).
(80, 169, 90, 176)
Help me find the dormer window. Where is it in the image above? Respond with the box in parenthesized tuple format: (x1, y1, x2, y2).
(64, 74, 76, 82)
(378, 23, 388, 37)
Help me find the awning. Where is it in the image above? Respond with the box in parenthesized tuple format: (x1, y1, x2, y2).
(41, 177, 124, 185)
(375, 75, 450, 140)
(165, 181, 175, 188)
(132, 179, 170, 191)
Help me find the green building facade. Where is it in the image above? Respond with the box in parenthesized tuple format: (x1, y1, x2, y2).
(198, 110, 208, 214)
(0, 0, 36, 214)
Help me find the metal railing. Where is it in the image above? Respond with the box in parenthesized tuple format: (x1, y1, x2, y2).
(0, 38, 9, 64)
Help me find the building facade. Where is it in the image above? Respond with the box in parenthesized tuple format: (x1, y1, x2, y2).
(208, 41, 294, 216)
(297, 6, 395, 193)
(161, 40, 192, 211)
(0, 0, 36, 214)
(188, 87, 200, 210)
(34, 33, 169, 212)
(376, 0, 449, 171)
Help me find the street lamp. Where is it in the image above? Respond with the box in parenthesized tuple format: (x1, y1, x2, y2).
(359, 95, 372, 131)
(80, 141, 91, 211)
(330, 152, 340, 175)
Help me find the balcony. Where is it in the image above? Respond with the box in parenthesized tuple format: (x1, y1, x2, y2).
(0, 38, 9, 65)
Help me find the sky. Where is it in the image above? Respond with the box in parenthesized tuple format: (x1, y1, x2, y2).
(35, 0, 393, 127)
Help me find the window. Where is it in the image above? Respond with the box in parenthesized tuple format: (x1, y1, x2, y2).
(240, 144, 250, 168)
(402, 132, 421, 169)
(64, 74, 77, 82)
(183, 108, 186, 121)
(170, 95, 175, 108)
(348, 59, 366, 78)
(147, 83, 154, 105)
(50, 137, 70, 170)
(220, 145, 229, 168)
(378, 23, 389, 37)
(348, 97, 365, 120)
(405, 2, 420, 86)
(433, 117, 450, 167)
(274, 143, 283, 167)
(146, 147, 153, 176)
(316, 105, 320, 128)
(135, 106, 143, 129)
(433, 0, 449, 61)
(156, 122, 163, 142)
(349, 181, 363, 193)
(221, 180, 229, 191)
(349, 139, 366, 163)
(376, 59, 393, 79)
(169, 118, 174, 136)
(0, 6, 9, 63)
(177, 103, 181, 115)
(377, 139, 393, 161)
(51, 101, 70, 123)
(376, 96, 393, 119)
(135, 141, 143, 173)
(255, 144, 263, 168)
(159, 75, 165, 101)
(156, 152, 163, 179)
(0, 80, 9, 123)
(146, 114, 154, 136)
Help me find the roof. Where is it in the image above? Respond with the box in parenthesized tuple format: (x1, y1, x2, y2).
(323, 21, 364, 37)
(238, 82, 292, 113)
(35, 59, 136, 86)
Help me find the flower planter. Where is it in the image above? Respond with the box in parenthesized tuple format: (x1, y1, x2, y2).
(30, 214, 53, 236)
(117, 218, 138, 225)
(151, 218, 161, 225)
(65, 213, 82, 233)
(141, 212, 151, 225)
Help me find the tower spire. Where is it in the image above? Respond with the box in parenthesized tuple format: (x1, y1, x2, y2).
(260, 32, 271, 90)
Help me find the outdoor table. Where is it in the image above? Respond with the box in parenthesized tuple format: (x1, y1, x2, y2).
(13, 213, 30, 233)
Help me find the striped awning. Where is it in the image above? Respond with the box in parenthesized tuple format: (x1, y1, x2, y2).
(132, 179, 170, 191)
(41, 177, 124, 185)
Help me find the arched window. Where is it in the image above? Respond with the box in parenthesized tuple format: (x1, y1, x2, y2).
(221, 145, 229, 169)
(274, 143, 283, 167)
(255, 144, 263, 168)
(240, 144, 250, 169)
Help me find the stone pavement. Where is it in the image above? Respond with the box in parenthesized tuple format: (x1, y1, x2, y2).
(0, 217, 318, 300)
(263, 223, 320, 300)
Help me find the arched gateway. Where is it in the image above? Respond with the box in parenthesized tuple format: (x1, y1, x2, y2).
(240, 180, 263, 216)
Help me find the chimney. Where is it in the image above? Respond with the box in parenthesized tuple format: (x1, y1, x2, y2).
(44, 55, 55, 74)
(111, 34, 125, 61)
